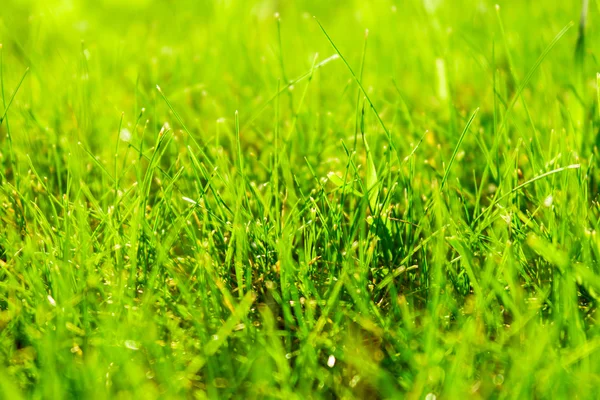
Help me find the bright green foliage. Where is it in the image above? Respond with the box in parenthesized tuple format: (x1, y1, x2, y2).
(1, 0, 600, 398)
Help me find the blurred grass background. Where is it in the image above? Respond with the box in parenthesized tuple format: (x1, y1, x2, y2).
(1, 0, 600, 398)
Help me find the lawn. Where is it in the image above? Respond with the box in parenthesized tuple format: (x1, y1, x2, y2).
(1, 0, 600, 398)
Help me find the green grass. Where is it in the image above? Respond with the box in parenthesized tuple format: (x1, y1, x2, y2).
(1, 0, 600, 398)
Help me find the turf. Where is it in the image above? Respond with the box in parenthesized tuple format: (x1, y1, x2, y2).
(1, 0, 600, 398)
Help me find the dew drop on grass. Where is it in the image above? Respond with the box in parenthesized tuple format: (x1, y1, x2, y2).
(125, 340, 140, 350)
(494, 374, 504, 385)
(119, 128, 131, 142)
(327, 355, 336, 368)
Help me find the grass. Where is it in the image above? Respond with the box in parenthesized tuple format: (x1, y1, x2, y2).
(1, 0, 600, 398)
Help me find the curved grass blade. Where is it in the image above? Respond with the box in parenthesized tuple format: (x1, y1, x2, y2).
(441, 108, 479, 190)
